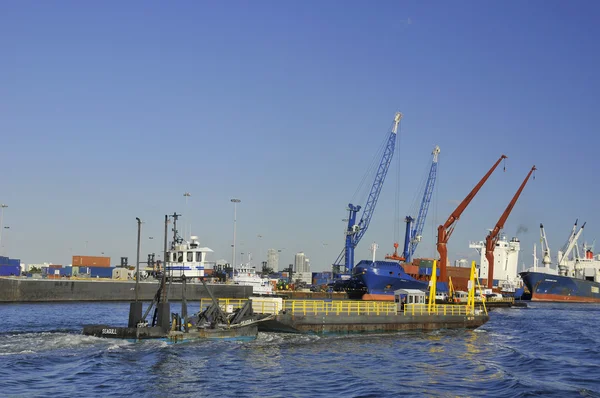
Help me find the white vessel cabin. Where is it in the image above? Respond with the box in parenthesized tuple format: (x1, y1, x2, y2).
(165, 236, 213, 280)
(233, 263, 274, 295)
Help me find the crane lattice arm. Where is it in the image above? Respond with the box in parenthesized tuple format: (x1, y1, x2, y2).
(484, 165, 536, 288)
(334, 112, 402, 273)
(436, 154, 507, 282)
(405, 146, 440, 262)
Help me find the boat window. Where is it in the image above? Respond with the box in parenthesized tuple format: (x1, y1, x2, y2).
(409, 296, 413, 304)
(196, 252, 203, 262)
(178, 252, 184, 262)
(187, 252, 193, 262)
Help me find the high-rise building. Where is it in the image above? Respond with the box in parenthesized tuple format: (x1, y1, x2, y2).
(267, 249, 279, 272)
(304, 258, 311, 273)
(295, 252, 306, 273)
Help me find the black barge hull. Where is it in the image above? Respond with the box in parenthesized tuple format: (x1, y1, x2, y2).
(258, 313, 489, 334)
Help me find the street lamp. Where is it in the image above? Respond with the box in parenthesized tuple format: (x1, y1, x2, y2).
(230, 198, 241, 274)
(183, 192, 191, 239)
(135, 217, 142, 302)
(0, 204, 7, 251)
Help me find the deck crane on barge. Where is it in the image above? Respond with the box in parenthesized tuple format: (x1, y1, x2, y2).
(484, 166, 536, 289)
(437, 155, 507, 283)
(386, 145, 440, 263)
(333, 112, 402, 274)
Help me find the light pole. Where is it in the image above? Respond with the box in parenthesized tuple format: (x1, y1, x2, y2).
(0, 204, 8, 251)
(135, 217, 142, 302)
(231, 198, 241, 274)
(183, 192, 191, 240)
(1, 226, 9, 255)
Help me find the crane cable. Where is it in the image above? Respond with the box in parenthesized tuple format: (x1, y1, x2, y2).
(393, 121, 402, 244)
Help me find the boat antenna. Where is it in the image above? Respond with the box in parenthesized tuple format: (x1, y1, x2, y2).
(171, 212, 182, 248)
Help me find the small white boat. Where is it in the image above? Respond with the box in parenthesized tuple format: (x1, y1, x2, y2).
(232, 263, 274, 296)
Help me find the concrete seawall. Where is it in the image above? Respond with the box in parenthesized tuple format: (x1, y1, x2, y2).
(0, 277, 253, 302)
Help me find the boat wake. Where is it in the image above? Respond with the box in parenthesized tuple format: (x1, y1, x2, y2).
(0, 331, 131, 356)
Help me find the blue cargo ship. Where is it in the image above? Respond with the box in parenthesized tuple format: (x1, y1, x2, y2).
(348, 260, 429, 300)
(520, 271, 600, 303)
(520, 221, 600, 302)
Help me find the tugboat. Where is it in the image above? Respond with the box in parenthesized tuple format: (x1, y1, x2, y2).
(164, 234, 214, 281)
(82, 213, 269, 342)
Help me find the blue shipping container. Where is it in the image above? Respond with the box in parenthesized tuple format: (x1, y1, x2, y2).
(0, 256, 8, 266)
(418, 267, 440, 276)
(89, 266, 114, 278)
(8, 259, 20, 267)
(0, 265, 20, 276)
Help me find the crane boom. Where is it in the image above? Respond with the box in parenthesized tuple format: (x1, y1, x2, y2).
(334, 112, 402, 273)
(437, 154, 507, 282)
(404, 145, 440, 262)
(485, 165, 536, 288)
(540, 223, 552, 267)
(558, 221, 585, 266)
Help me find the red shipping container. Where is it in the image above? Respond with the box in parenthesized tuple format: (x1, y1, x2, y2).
(72, 255, 111, 267)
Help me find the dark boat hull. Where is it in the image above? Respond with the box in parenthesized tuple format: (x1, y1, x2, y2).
(258, 312, 488, 334)
(351, 260, 430, 300)
(520, 271, 600, 303)
(82, 323, 260, 342)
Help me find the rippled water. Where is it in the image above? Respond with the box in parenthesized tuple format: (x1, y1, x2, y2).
(0, 302, 599, 397)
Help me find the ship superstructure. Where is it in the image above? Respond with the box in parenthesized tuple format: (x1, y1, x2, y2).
(469, 234, 521, 293)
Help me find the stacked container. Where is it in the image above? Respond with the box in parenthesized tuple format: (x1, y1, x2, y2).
(0, 257, 21, 276)
(72, 256, 111, 267)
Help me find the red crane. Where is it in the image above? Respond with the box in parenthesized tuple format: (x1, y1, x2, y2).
(485, 165, 536, 288)
(437, 155, 507, 283)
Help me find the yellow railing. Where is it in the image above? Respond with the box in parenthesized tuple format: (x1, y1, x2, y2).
(402, 304, 483, 316)
(199, 298, 247, 311)
(283, 300, 397, 316)
(197, 298, 486, 317)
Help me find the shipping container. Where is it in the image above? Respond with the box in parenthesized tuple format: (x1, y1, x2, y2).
(8, 259, 20, 267)
(49, 264, 63, 269)
(0, 256, 8, 266)
(0, 265, 20, 276)
(72, 255, 111, 267)
(88, 266, 114, 278)
(447, 267, 471, 278)
(60, 267, 73, 277)
(403, 264, 419, 275)
(418, 267, 440, 276)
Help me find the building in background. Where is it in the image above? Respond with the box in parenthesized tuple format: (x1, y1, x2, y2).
(295, 252, 306, 273)
(267, 249, 279, 272)
(294, 252, 311, 284)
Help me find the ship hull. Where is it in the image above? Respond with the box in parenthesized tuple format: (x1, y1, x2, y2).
(352, 260, 428, 300)
(519, 271, 600, 303)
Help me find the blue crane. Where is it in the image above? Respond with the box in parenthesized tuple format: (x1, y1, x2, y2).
(333, 112, 402, 274)
(403, 146, 440, 262)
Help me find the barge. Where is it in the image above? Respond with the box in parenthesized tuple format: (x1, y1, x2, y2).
(250, 289, 489, 335)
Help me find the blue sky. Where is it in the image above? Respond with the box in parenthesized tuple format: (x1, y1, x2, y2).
(2, 1, 599, 271)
